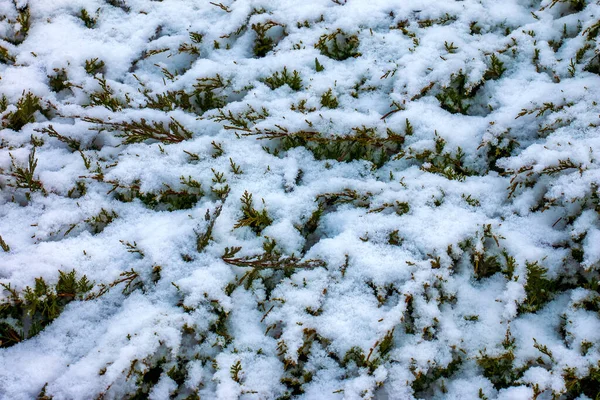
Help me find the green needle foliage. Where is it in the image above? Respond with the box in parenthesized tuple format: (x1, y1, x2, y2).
(480, 129, 519, 173)
(263, 67, 302, 91)
(84, 58, 106, 75)
(563, 365, 600, 399)
(444, 41, 458, 53)
(87, 117, 193, 144)
(222, 239, 325, 291)
(0, 270, 94, 348)
(13, 6, 30, 45)
(411, 353, 463, 394)
(192, 75, 228, 113)
(9, 148, 44, 194)
(0, 95, 7, 113)
(210, 169, 230, 199)
(234, 191, 272, 234)
(252, 20, 283, 57)
(110, 178, 204, 211)
(483, 54, 506, 80)
(84, 209, 119, 234)
(315, 57, 325, 72)
(230, 360, 243, 383)
(37, 125, 81, 151)
(0, 46, 15, 64)
(48, 69, 71, 93)
(436, 74, 474, 115)
(315, 29, 360, 61)
(189, 31, 204, 44)
(245, 125, 406, 168)
(106, 0, 130, 12)
(196, 206, 223, 252)
(477, 330, 526, 389)
(79, 9, 97, 28)
(548, 0, 586, 11)
(519, 262, 557, 313)
(460, 224, 508, 279)
(341, 330, 397, 376)
(368, 200, 410, 215)
(0, 235, 10, 252)
(408, 133, 474, 180)
(320, 88, 338, 109)
(0, 3, 598, 397)
(143, 90, 192, 112)
(212, 105, 269, 130)
(2, 92, 42, 131)
(88, 77, 124, 111)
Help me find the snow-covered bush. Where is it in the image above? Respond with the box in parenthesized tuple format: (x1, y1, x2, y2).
(1, 0, 599, 398)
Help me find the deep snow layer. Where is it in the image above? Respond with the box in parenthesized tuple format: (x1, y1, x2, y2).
(1, 0, 600, 399)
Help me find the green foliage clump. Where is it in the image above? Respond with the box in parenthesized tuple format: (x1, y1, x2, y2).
(279, 329, 318, 396)
(473, 225, 503, 278)
(411, 352, 463, 395)
(519, 262, 557, 313)
(9, 148, 44, 195)
(0, 95, 8, 113)
(320, 88, 338, 109)
(436, 74, 475, 115)
(88, 77, 124, 111)
(48, 68, 71, 93)
(477, 330, 525, 389)
(444, 41, 458, 53)
(84, 58, 106, 75)
(105, 0, 130, 12)
(0, 270, 94, 348)
(315, 29, 360, 61)
(368, 200, 410, 215)
(138, 74, 227, 115)
(252, 20, 283, 57)
(234, 191, 272, 234)
(476, 255, 503, 279)
(192, 75, 228, 113)
(456, 225, 518, 280)
(212, 105, 269, 130)
(247, 125, 406, 168)
(189, 31, 203, 44)
(0, 5, 30, 47)
(222, 239, 325, 292)
(315, 57, 325, 72)
(2, 92, 42, 131)
(341, 330, 396, 376)
(0, 235, 10, 252)
(480, 129, 519, 173)
(0, 46, 15, 64)
(12, 6, 30, 45)
(143, 90, 192, 112)
(196, 206, 223, 252)
(483, 54, 506, 80)
(417, 13, 457, 28)
(87, 116, 193, 144)
(408, 132, 474, 180)
(84, 209, 119, 234)
(563, 365, 600, 399)
(111, 177, 204, 211)
(263, 67, 302, 91)
(79, 9, 97, 28)
(548, 0, 586, 12)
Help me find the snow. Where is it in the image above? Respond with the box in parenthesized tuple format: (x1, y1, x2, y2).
(1, 0, 600, 399)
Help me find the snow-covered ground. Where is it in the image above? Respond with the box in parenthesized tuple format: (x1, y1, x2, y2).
(1, 0, 599, 398)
